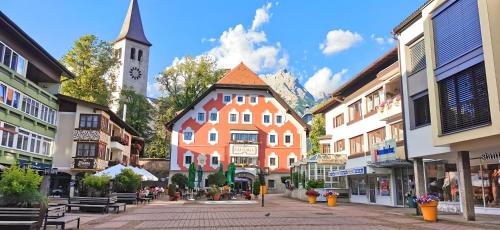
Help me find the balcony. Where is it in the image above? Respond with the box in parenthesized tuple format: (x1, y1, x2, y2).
(72, 157, 108, 170)
(376, 94, 402, 122)
(110, 136, 128, 151)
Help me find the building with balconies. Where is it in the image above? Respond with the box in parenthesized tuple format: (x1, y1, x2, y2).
(312, 49, 413, 207)
(52, 94, 141, 197)
(0, 11, 74, 170)
(393, 0, 500, 219)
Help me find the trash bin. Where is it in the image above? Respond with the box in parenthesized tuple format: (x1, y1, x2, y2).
(407, 194, 417, 208)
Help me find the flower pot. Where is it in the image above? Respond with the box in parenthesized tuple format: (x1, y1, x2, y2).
(213, 193, 221, 201)
(327, 195, 337, 207)
(308, 195, 317, 204)
(418, 201, 438, 222)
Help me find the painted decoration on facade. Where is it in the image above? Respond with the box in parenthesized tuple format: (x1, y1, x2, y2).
(73, 130, 100, 141)
(197, 154, 207, 167)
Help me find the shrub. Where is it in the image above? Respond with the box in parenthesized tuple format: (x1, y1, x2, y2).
(171, 173, 188, 189)
(291, 172, 299, 188)
(306, 179, 325, 189)
(252, 180, 261, 196)
(207, 185, 220, 196)
(168, 184, 177, 197)
(0, 164, 46, 207)
(83, 174, 111, 197)
(207, 171, 226, 187)
(114, 168, 142, 193)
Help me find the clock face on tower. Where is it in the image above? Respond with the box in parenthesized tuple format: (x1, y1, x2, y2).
(129, 67, 142, 80)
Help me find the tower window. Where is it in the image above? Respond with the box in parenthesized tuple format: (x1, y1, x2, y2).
(130, 48, 136, 60)
(138, 50, 143, 62)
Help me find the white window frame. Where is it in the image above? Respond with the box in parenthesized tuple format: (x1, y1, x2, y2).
(268, 130, 278, 147)
(210, 151, 220, 168)
(288, 153, 297, 168)
(183, 151, 194, 168)
(268, 152, 278, 170)
(208, 128, 218, 145)
(228, 109, 239, 124)
(208, 108, 219, 124)
(236, 95, 245, 105)
(262, 110, 272, 127)
(249, 95, 258, 105)
(275, 112, 285, 127)
(283, 130, 293, 147)
(196, 111, 206, 124)
(182, 127, 194, 144)
(242, 109, 252, 124)
(223, 94, 232, 104)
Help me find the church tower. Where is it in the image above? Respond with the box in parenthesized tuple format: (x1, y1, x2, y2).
(113, 0, 151, 100)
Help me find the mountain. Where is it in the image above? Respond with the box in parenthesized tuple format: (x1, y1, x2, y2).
(261, 70, 315, 116)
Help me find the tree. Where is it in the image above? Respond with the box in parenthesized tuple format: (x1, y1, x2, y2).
(207, 171, 226, 187)
(0, 164, 45, 207)
(60, 34, 119, 106)
(113, 168, 142, 193)
(171, 173, 188, 190)
(117, 89, 153, 139)
(308, 114, 326, 156)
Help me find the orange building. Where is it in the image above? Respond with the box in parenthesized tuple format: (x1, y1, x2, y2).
(166, 63, 309, 193)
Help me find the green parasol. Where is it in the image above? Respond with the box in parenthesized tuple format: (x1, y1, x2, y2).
(219, 163, 224, 174)
(188, 163, 196, 190)
(227, 163, 235, 187)
(197, 165, 203, 189)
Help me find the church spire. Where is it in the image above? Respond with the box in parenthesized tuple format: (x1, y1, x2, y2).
(116, 0, 151, 46)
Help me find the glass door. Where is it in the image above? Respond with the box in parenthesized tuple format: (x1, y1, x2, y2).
(369, 176, 376, 203)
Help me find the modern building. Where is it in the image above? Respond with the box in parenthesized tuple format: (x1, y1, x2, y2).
(0, 11, 74, 170)
(111, 0, 151, 112)
(167, 63, 309, 193)
(313, 49, 413, 207)
(393, 0, 500, 219)
(52, 94, 142, 197)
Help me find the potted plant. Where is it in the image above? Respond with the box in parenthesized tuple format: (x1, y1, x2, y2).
(208, 186, 221, 201)
(168, 184, 178, 201)
(242, 191, 252, 200)
(252, 180, 261, 199)
(414, 194, 439, 222)
(305, 189, 320, 204)
(323, 191, 339, 207)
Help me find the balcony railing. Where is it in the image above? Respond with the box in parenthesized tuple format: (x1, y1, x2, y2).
(111, 136, 129, 146)
(376, 94, 402, 120)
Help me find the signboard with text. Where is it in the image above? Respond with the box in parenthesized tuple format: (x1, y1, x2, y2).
(328, 167, 365, 177)
(73, 158, 96, 169)
(231, 144, 258, 156)
(371, 139, 397, 163)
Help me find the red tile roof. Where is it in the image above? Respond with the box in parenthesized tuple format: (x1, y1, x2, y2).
(216, 63, 267, 86)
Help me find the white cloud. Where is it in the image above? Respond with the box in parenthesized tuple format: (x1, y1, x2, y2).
(320, 29, 362, 55)
(201, 38, 217, 43)
(147, 80, 163, 98)
(305, 67, 348, 99)
(371, 34, 395, 45)
(251, 3, 272, 31)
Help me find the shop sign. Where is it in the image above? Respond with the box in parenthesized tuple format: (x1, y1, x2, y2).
(371, 139, 397, 163)
(480, 152, 500, 161)
(18, 159, 51, 170)
(328, 167, 365, 177)
(73, 158, 95, 169)
(231, 144, 258, 156)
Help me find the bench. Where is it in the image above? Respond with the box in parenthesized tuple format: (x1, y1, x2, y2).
(44, 205, 80, 230)
(0, 207, 46, 230)
(137, 196, 151, 204)
(66, 196, 126, 214)
(116, 193, 138, 204)
(109, 203, 126, 213)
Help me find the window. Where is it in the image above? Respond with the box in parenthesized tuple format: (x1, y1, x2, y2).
(334, 139, 345, 152)
(269, 157, 276, 166)
(209, 132, 217, 143)
(41, 138, 52, 156)
(391, 122, 404, 142)
(30, 134, 41, 154)
(231, 133, 258, 142)
(321, 144, 330, 154)
(236, 95, 244, 104)
(16, 129, 29, 151)
(79, 114, 99, 129)
(250, 95, 257, 104)
(0, 84, 6, 102)
(185, 155, 192, 165)
(183, 130, 193, 141)
(0, 42, 25, 75)
(288, 157, 295, 166)
(351, 178, 367, 195)
(366, 89, 383, 113)
(263, 114, 271, 124)
(268, 180, 275, 189)
(348, 100, 362, 123)
(334, 114, 344, 128)
(197, 112, 205, 123)
(76, 142, 97, 157)
(211, 156, 219, 165)
(229, 113, 238, 123)
(284, 134, 292, 145)
(276, 114, 283, 125)
(438, 63, 490, 134)
(130, 48, 136, 60)
(349, 135, 363, 155)
(138, 50, 143, 62)
(368, 128, 385, 150)
(242, 111, 252, 124)
(209, 111, 218, 122)
(1, 123, 15, 148)
(408, 39, 426, 75)
(0, 43, 3, 64)
(269, 133, 277, 145)
(3, 46, 11, 67)
(223, 95, 232, 103)
(432, 0, 482, 67)
(413, 93, 431, 128)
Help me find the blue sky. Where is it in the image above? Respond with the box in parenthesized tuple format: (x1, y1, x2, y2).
(2, 0, 424, 99)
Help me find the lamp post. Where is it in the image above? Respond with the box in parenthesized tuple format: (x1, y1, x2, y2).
(257, 167, 269, 207)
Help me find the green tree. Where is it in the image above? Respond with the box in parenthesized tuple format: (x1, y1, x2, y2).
(0, 164, 45, 207)
(252, 180, 261, 196)
(113, 168, 142, 193)
(60, 34, 119, 106)
(308, 114, 326, 156)
(171, 173, 188, 190)
(207, 171, 227, 187)
(117, 89, 153, 139)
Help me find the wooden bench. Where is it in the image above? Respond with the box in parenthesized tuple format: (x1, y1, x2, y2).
(0, 207, 46, 230)
(116, 193, 138, 204)
(44, 205, 80, 230)
(66, 196, 126, 214)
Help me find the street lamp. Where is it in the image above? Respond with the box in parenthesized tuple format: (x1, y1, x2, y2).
(256, 167, 269, 207)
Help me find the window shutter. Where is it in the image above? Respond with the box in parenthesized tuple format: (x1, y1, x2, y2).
(438, 62, 490, 134)
(408, 39, 426, 75)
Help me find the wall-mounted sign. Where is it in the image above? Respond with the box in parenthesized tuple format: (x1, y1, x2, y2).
(231, 144, 258, 156)
(18, 159, 51, 170)
(371, 139, 397, 163)
(73, 158, 95, 169)
(480, 152, 500, 160)
(328, 167, 365, 177)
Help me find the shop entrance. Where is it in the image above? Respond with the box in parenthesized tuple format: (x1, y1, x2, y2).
(369, 177, 377, 203)
(234, 172, 255, 194)
(394, 167, 414, 206)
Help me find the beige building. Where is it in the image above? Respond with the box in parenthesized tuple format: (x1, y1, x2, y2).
(394, 0, 500, 220)
(52, 95, 142, 197)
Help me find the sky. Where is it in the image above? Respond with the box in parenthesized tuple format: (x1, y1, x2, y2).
(1, 0, 425, 100)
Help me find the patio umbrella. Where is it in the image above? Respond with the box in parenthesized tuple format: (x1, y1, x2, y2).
(95, 164, 127, 178)
(227, 163, 235, 187)
(219, 163, 224, 174)
(197, 165, 203, 189)
(188, 163, 196, 190)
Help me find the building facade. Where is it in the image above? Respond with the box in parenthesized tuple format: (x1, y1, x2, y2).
(313, 49, 413, 207)
(394, 0, 500, 219)
(0, 11, 74, 170)
(52, 95, 141, 197)
(167, 63, 309, 193)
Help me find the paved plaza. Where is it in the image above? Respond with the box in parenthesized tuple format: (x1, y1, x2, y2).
(48, 194, 500, 230)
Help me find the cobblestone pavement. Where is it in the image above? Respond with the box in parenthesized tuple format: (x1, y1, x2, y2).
(54, 195, 499, 230)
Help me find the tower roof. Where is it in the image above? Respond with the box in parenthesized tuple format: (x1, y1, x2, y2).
(116, 0, 151, 46)
(216, 63, 267, 86)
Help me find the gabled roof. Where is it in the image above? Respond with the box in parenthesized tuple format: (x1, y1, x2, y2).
(116, 0, 151, 46)
(165, 63, 309, 131)
(392, 0, 433, 35)
(216, 63, 267, 86)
